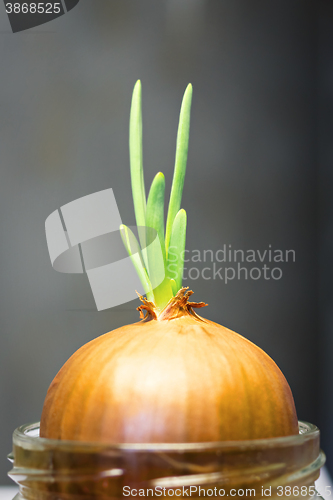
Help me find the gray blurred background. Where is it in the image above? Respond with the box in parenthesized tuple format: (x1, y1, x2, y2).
(0, 0, 331, 485)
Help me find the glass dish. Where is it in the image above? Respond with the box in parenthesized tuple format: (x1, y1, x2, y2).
(8, 421, 325, 499)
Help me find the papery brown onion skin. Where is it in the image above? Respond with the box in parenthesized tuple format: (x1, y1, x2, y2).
(40, 296, 298, 442)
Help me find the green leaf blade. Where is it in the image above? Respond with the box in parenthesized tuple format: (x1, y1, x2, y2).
(146, 172, 166, 254)
(165, 83, 192, 255)
(169, 278, 178, 296)
(120, 224, 153, 301)
(129, 80, 146, 229)
(167, 209, 187, 291)
(146, 172, 172, 310)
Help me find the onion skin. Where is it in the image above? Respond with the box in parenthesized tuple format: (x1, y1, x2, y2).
(40, 290, 298, 442)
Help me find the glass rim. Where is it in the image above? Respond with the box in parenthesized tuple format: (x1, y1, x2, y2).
(13, 420, 320, 453)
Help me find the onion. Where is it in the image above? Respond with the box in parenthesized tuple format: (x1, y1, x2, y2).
(40, 289, 298, 442)
(40, 82, 298, 443)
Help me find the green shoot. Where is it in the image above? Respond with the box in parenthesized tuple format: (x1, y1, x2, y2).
(169, 278, 178, 296)
(122, 81, 193, 311)
(120, 224, 154, 302)
(129, 80, 146, 228)
(146, 173, 166, 257)
(165, 84, 192, 256)
(167, 209, 187, 291)
(129, 80, 147, 264)
(146, 172, 173, 310)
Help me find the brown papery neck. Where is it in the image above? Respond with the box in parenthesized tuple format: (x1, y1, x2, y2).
(137, 288, 208, 322)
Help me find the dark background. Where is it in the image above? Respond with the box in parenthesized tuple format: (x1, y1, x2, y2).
(0, 0, 331, 485)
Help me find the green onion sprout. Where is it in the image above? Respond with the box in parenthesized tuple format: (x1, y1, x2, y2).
(121, 80, 193, 311)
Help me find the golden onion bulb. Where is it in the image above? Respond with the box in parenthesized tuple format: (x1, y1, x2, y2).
(40, 289, 298, 442)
